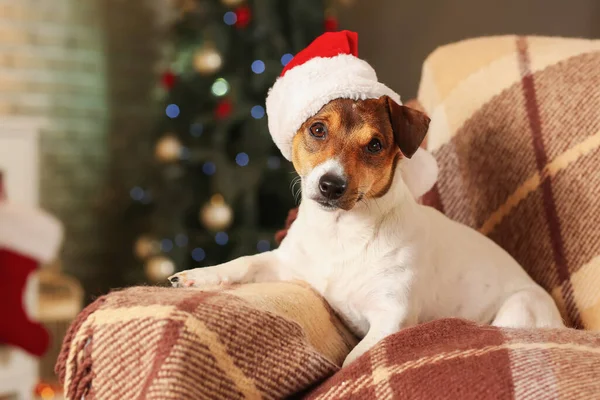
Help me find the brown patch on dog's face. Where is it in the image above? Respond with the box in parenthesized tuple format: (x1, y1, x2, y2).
(292, 96, 429, 211)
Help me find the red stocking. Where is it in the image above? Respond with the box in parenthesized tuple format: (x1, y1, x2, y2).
(0, 249, 50, 356)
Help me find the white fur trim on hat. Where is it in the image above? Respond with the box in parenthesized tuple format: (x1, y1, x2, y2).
(0, 202, 64, 263)
(266, 54, 401, 161)
(400, 147, 439, 199)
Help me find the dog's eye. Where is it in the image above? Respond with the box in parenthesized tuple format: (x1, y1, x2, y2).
(367, 139, 383, 153)
(309, 123, 327, 139)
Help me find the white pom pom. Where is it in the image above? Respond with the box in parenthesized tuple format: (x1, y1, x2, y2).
(400, 147, 439, 199)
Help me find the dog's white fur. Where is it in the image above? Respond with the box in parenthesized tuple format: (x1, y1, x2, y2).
(170, 148, 564, 367)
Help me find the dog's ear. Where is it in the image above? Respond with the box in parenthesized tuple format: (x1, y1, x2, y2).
(383, 96, 430, 159)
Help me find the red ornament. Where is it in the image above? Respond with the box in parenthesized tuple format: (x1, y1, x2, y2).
(161, 70, 176, 90)
(215, 99, 233, 119)
(235, 6, 251, 28)
(324, 16, 338, 32)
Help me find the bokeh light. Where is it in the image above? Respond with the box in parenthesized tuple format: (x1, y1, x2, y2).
(141, 191, 152, 204)
(161, 238, 174, 252)
(251, 60, 265, 74)
(211, 78, 229, 97)
(235, 152, 249, 166)
(179, 147, 191, 160)
(130, 186, 144, 201)
(191, 247, 206, 261)
(281, 53, 293, 66)
(257, 240, 270, 252)
(223, 11, 237, 25)
(202, 161, 217, 175)
(166, 104, 180, 118)
(215, 232, 229, 245)
(251, 105, 265, 119)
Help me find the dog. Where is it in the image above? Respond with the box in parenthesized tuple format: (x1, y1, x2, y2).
(169, 95, 565, 367)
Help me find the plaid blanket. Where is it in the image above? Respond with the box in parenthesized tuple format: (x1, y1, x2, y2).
(418, 35, 600, 330)
(55, 283, 357, 399)
(57, 287, 600, 399)
(308, 319, 600, 399)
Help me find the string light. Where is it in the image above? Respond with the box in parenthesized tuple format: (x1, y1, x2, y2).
(161, 239, 174, 252)
(281, 53, 293, 66)
(165, 104, 180, 118)
(39, 385, 54, 399)
(215, 232, 229, 245)
(155, 134, 182, 162)
(235, 152, 249, 166)
(130, 186, 145, 201)
(190, 122, 203, 137)
(257, 240, 270, 252)
(211, 78, 230, 96)
(251, 60, 265, 74)
(203, 161, 217, 175)
(191, 247, 206, 261)
(175, 234, 188, 247)
(251, 105, 265, 119)
(223, 11, 237, 25)
(194, 46, 223, 75)
(267, 156, 281, 169)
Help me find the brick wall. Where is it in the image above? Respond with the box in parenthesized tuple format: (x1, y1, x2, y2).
(0, 1, 166, 296)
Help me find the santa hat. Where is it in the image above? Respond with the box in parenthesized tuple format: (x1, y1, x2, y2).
(266, 30, 401, 161)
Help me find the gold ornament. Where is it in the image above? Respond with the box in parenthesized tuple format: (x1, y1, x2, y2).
(134, 236, 161, 260)
(220, 0, 245, 7)
(155, 134, 182, 163)
(145, 256, 176, 282)
(193, 45, 222, 75)
(200, 194, 233, 231)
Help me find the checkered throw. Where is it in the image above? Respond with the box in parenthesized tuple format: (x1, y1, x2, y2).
(307, 319, 600, 399)
(418, 35, 600, 330)
(56, 289, 600, 399)
(55, 283, 357, 399)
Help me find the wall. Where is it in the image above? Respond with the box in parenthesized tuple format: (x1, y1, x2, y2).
(339, 0, 599, 99)
(0, 1, 108, 292)
(0, 1, 166, 296)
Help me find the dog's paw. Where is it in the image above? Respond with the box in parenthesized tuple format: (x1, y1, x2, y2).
(168, 267, 232, 288)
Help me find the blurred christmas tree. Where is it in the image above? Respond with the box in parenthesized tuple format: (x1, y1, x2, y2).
(127, 0, 350, 284)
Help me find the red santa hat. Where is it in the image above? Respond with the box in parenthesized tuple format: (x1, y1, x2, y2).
(266, 30, 401, 161)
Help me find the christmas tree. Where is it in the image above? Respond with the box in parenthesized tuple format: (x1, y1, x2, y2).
(128, 0, 347, 284)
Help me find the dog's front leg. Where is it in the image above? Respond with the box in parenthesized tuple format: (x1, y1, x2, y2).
(342, 300, 416, 368)
(168, 250, 282, 288)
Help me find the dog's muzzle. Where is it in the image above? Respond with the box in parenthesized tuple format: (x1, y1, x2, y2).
(314, 173, 347, 209)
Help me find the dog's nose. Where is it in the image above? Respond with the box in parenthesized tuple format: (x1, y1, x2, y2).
(319, 174, 347, 200)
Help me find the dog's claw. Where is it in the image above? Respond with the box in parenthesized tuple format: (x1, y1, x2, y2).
(169, 267, 230, 288)
(168, 272, 188, 288)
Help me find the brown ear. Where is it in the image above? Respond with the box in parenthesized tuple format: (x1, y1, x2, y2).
(383, 96, 430, 158)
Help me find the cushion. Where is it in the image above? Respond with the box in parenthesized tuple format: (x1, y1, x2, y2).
(308, 319, 600, 400)
(417, 35, 600, 329)
(55, 283, 357, 400)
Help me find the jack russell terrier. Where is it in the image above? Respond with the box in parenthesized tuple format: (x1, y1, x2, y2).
(169, 31, 564, 367)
